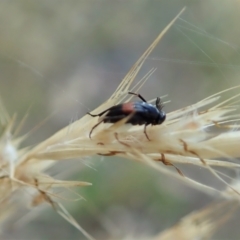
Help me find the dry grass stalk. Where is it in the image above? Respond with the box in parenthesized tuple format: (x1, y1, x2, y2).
(0, 6, 240, 239)
(153, 200, 239, 240)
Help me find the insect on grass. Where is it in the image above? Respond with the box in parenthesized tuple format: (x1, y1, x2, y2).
(87, 92, 166, 140)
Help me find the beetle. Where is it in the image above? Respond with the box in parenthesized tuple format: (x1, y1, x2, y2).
(87, 92, 166, 140)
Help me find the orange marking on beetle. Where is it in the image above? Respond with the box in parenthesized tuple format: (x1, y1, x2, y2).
(122, 102, 135, 113)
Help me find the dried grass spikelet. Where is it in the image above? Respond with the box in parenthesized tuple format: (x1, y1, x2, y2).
(1, 6, 240, 239)
(19, 78, 240, 196)
(11, 7, 187, 208)
(0, 101, 94, 239)
(0, 7, 189, 240)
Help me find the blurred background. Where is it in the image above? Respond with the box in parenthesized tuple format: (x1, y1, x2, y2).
(0, 0, 240, 239)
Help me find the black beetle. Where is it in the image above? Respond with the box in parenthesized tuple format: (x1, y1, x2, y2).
(87, 92, 166, 140)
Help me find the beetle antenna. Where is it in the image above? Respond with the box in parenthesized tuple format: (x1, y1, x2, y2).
(128, 92, 147, 102)
(87, 112, 99, 117)
(156, 97, 164, 110)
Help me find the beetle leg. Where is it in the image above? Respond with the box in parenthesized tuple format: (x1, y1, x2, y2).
(87, 108, 110, 117)
(128, 92, 147, 102)
(89, 120, 104, 139)
(144, 124, 150, 141)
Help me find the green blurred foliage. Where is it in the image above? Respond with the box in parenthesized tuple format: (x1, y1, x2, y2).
(1, 1, 240, 239)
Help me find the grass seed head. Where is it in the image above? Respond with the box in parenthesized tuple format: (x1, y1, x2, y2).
(0, 7, 240, 239)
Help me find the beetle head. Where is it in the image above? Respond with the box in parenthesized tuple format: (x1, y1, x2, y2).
(157, 111, 166, 124)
